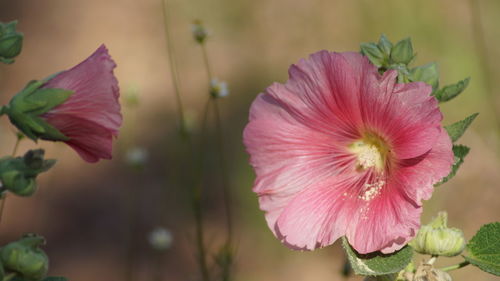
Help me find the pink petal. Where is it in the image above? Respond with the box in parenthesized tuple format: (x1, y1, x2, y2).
(43, 45, 121, 133)
(274, 177, 351, 250)
(43, 114, 114, 163)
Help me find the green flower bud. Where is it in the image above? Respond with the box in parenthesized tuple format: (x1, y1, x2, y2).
(0, 149, 55, 197)
(0, 21, 23, 64)
(410, 212, 466, 257)
(0, 235, 49, 281)
(390, 38, 414, 65)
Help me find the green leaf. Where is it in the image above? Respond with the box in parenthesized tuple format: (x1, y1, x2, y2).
(361, 42, 385, 67)
(434, 77, 470, 103)
(342, 237, 413, 276)
(464, 222, 500, 276)
(436, 144, 470, 186)
(445, 113, 479, 142)
(409, 62, 439, 90)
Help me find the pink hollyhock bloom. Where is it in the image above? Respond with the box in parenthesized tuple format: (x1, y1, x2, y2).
(40, 45, 122, 163)
(243, 51, 454, 254)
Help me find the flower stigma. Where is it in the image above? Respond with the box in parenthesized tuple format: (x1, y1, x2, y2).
(348, 133, 389, 172)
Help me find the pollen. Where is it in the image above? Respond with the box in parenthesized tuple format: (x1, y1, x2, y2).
(348, 133, 389, 171)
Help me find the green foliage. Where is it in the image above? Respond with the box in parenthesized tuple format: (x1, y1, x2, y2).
(445, 113, 479, 142)
(342, 237, 413, 276)
(436, 145, 470, 186)
(360, 42, 386, 68)
(433, 77, 470, 103)
(464, 222, 500, 276)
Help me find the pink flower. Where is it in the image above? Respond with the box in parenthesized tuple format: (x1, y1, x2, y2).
(243, 51, 454, 254)
(40, 45, 122, 163)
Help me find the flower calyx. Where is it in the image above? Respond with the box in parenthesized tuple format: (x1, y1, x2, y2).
(0, 234, 49, 281)
(0, 21, 23, 64)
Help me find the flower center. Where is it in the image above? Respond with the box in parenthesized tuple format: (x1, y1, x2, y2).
(348, 133, 389, 171)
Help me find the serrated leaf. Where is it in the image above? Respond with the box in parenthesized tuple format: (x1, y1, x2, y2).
(434, 77, 470, 103)
(342, 237, 413, 276)
(464, 222, 500, 276)
(436, 144, 470, 186)
(445, 113, 478, 142)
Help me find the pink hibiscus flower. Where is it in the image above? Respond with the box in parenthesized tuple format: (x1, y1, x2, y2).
(41, 45, 122, 163)
(243, 51, 454, 254)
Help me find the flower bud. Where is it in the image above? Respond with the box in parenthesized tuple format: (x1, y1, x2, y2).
(192, 20, 208, 44)
(210, 79, 229, 98)
(410, 212, 466, 257)
(0, 149, 55, 197)
(125, 147, 148, 169)
(148, 227, 173, 251)
(0, 235, 49, 281)
(0, 21, 23, 64)
(390, 38, 414, 65)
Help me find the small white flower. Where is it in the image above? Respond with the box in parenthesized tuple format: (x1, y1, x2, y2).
(191, 20, 208, 43)
(148, 227, 173, 251)
(125, 147, 148, 167)
(210, 78, 229, 98)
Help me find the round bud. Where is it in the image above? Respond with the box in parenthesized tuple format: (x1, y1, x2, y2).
(0, 236, 49, 280)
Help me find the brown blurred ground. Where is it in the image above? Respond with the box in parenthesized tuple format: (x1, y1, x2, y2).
(0, 0, 499, 280)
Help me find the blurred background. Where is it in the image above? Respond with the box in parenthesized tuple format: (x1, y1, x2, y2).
(0, 0, 499, 280)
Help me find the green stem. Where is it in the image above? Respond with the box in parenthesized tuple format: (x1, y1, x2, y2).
(440, 260, 470, 272)
(11, 134, 22, 157)
(161, 3, 212, 281)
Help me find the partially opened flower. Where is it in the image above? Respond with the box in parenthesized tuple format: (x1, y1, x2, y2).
(4, 45, 122, 163)
(243, 51, 454, 254)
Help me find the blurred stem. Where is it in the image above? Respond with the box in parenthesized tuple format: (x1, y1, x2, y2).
(11, 133, 23, 156)
(199, 40, 233, 280)
(440, 260, 470, 272)
(161, 1, 210, 281)
(468, 0, 500, 131)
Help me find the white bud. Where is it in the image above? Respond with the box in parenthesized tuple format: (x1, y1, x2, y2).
(210, 78, 229, 98)
(125, 147, 148, 167)
(148, 227, 173, 251)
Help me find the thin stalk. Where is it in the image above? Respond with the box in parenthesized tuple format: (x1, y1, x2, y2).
(161, 1, 211, 281)
(440, 261, 470, 272)
(199, 40, 233, 280)
(468, 0, 500, 131)
(11, 134, 22, 156)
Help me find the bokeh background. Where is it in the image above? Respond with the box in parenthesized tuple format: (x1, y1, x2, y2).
(0, 0, 499, 280)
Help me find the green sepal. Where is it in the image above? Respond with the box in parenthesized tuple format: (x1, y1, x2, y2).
(361, 42, 385, 68)
(5, 79, 73, 141)
(377, 34, 392, 57)
(342, 237, 413, 276)
(0, 149, 56, 197)
(433, 77, 470, 103)
(436, 144, 470, 186)
(409, 62, 439, 90)
(444, 113, 478, 142)
(464, 222, 500, 276)
(390, 38, 414, 65)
